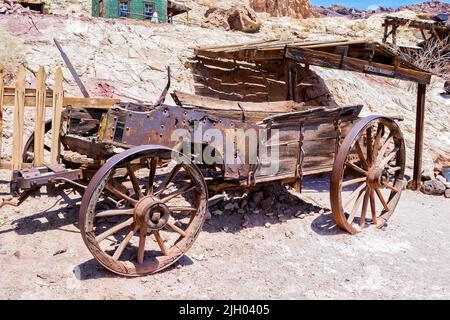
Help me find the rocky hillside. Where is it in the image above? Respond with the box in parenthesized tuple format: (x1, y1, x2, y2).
(0, 2, 449, 175)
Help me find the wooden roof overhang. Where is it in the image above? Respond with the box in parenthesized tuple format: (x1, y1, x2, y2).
(195, 39, 432, 85)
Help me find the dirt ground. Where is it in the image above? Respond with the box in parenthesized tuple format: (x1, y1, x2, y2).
(0, 169, 449, 300)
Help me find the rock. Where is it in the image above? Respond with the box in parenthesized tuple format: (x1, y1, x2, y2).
(421, 180, 446, 195)
(53, 248, 67, 256)
(252, 191, 264, 204)
(202, 4, 261, 33)
(260, 196, 274, 208)
(264, 222, 271, 228)
(13, 251, 21, 258)
(436, 175, 447, 184)
(238, 209, 246, 214)
(250, 0, 315, 19)
(445, 189, 450, 198)
(192, 254, 205, 261)
(212, 210, 223, 216)
(224, 203, 235, 211)
(296, 213, 306, 219)
(285, 230, 294, 238)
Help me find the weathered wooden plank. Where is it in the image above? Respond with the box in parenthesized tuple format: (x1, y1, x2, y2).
(286, 46, 432, 84)
(34, 66, 47, 166)
(12, 65, 26, 171)
(62, 97, 120, 109)
(0, 65, 4, 166)
(50, 67, 64, 165)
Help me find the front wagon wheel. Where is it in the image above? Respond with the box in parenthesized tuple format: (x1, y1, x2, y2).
(79, 145, 208, 276)
(330, 116, 406, 234)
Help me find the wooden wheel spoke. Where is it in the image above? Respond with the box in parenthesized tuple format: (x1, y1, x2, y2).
(354, 140, 369, 170)
(382, 181, 401, 193)
(345, 161, 367, 176)
(154, 164, 182, 197)
(153, 231, 169, 256)
(347, 186, 367, 224)
(160, 184, 196, 203)
(342, 177, 366, 188)
(343, 183, 366, 209)
(147, 158, 158, 196)
(373, 123, 384, 162)
(366, 126, 373, 167)
(165, 220, 187, 237)
(369, 189, 377, 224)
(359, 189, 370, 228)
(96, 208, 134, 218)
(379, 147, 399, 168)
(95, 217, 134, 243)
(126, 164, 143, 199)
(137, 226, 147, 264)
(375, 188, 390, 212)
(168, 206, 198, 213)
(376, 132, 394, 163)
(387, 166, 402, 174)
(112, 226, 138, 261)
(105, 184, 138, 206)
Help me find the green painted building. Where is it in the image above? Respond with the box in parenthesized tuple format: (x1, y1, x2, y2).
(92, 0, 168, 23)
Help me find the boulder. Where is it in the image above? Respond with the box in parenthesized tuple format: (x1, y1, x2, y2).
(421, 179, 446, 195)
(202, 5, 261, 33)
(250, 0, 315, 19)
(445, 189, 450, 198)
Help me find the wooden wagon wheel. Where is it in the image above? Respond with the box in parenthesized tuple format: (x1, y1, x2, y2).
(79, 145, 208, 276)
(22, 119, 53, 163)
(330, 116, 406, 234)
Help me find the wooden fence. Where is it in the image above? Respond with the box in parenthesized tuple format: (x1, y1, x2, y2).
(0, 64, 120, 171)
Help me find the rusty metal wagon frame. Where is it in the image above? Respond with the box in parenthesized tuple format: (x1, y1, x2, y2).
(0, 38, 432, 276)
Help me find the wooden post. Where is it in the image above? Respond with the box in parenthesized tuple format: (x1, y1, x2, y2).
(0, 65, 4, 168)
(411, 83, 427, 190)
(50, 67, 64, 165)
(34, 66, 47, 166)
(285, 59, 297, 101)
(12, 65, 26, 171)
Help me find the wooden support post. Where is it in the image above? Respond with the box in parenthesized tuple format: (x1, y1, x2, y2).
(34, 66, 47, 166)
(285, 59, 297, 101)
(50, 67, 64, 165)
(411, 83, 427, 191)
(0, 65, 4, 167)
(12, 65, 26, 171)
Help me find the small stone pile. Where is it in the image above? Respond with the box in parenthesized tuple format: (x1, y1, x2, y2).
(209, 183, 323, 226)
(421, 167, 450, 198)
(0, 0, 36, 15)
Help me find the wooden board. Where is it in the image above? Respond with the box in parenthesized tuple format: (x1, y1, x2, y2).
(34, 66, 46, 166)
(0, 65, 3, 167)
(12, 65, 26, 171)
(50, 67, 64, 165)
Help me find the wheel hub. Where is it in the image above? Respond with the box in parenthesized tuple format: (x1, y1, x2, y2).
(134, 196, 171, 230)
(367, 167, 384, 189)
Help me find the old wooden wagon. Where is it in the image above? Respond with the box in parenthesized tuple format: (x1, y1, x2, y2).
(0, 39, 432, 276)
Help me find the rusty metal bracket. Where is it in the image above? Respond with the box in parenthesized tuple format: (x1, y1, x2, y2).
(155, 66, 171, 106)
(12, 165, 83, 191)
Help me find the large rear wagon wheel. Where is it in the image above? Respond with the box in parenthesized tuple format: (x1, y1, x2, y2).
(79, 145, 208, 276)
(330, 116, 406, 234)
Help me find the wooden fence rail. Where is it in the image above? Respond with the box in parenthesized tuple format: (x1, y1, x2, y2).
(0, 64, 120, 171)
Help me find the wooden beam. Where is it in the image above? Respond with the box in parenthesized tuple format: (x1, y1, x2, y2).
(50, 67, 64, 165)
(62, 97, 120, 109)
(285, 59, 297, 101)
(286, 46, 432, 84)
(0, 64, 4, 168)
(12, 65, 26, 171)
(410, 83, 427, 190)
(34, 66, 47, 166)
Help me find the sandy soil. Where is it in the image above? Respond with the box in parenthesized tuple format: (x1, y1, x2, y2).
(0, 170, 448, 300)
